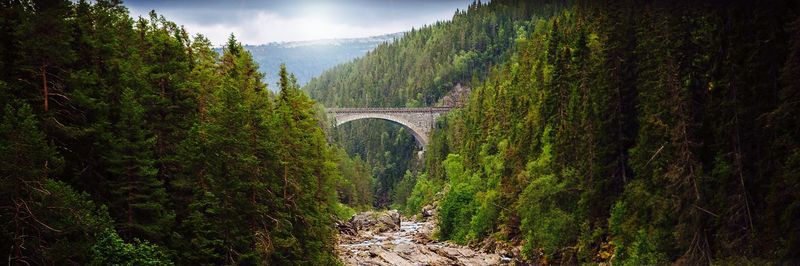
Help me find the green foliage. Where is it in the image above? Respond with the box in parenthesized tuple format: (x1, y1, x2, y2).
(438, 182, 477, 243)
(443, 154, 466, 183)
(333, 202, 357, 221)
(332, 146, 374, 208)
(104, 88, 173, 241)
(518, 129, 578, 258)
(403, 173, 437, 215)
(268, 63, 341, 265)
(0, 103, 62, 179)
(610, 229, 669, 266)
(410, 1, 800, 264)
(0, 103, 63, 262)
(0, 2, 364, 264)
(32, 179, 117, 262)
(0, 102, 175, 263)
(304, 0, 566, 208)
(90, 229, 173, 266)
(392, 170, 417, 208)
(468, 189, 499, 240)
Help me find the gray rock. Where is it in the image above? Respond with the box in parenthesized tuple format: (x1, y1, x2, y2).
(422, 204, 436, 218)
(376, 210, 401, 231)
(338, 210, 512, 265)
(346, 210, 402, 234)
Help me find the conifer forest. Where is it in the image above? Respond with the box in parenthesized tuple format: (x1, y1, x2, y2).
(1, 0, 799, 265)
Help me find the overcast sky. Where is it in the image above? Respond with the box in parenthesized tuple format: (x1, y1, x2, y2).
(126, 0, 474, 46)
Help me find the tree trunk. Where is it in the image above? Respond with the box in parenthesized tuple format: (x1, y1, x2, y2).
(41, 62, 48, 112)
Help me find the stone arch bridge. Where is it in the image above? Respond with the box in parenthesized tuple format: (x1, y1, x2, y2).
(326, 107, 451, 149)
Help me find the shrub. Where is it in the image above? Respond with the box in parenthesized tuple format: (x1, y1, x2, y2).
(469, 189, 500, 240)
(438, 182, 477, 242)
(89, 229, 173, 266)
(404, 173, 437, 215)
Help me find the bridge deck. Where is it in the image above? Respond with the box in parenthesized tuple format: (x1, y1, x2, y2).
(327, 107, 451, 113)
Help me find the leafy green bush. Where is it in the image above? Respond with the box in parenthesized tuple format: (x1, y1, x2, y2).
(90, 229, 173, 266)
(333, 202, 356, 221)
(438, 182, 477, 243)
(437, 154, 469, 241)
(519, 170, 578, 257)
(404, 173, 437, 215)
(610, 229, 669, 266)
(468, 189, 500, 240)
(608, 182, 671, 266)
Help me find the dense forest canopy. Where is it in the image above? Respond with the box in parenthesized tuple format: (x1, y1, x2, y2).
(308, 0, 800, 264)
(305, 0, 566, 208)
(2, 0, 800, 265)
(420, 1, 799, 265)
(0, 0, 370, 264)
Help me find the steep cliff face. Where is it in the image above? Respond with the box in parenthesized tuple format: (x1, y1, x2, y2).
(438, 83, 471, 108)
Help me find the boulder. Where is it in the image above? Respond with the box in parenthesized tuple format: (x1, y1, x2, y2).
(421, 204, 436, 219)
(336, 220, 357, 235)
(350, 212, 377, 231)
(347, 210, 402, 233)
(376, 210, 401, 231)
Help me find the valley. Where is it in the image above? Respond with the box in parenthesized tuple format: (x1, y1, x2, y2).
(1, 0, 798, 265)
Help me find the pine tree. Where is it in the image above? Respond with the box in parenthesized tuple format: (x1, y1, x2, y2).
(104, 89, 173, 241)
(0, 103, 63, 263)
(272, 63, 338, 264)
(169, 34, 223, 263)
(765, 13, 800, 259)
(16, 0, 75, 113)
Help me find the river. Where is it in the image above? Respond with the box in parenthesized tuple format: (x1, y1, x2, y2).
(337, 211, 514, 265)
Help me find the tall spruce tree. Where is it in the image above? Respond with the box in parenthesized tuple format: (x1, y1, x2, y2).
(0, 103, 63, 263)
(104, 89, 173, 241)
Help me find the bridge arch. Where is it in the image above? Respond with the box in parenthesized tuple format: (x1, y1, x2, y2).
(334, 114, 429, 148)
(327, 108, 450, 151)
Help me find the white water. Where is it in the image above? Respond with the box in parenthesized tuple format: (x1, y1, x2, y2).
(339, 221, 425, 248)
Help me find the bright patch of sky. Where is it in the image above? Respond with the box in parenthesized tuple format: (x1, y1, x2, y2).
(126, 0, 474, 46)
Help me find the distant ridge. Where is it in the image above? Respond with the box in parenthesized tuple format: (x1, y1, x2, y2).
(261, 32, 405, 48)
(238, 32, 404, 89)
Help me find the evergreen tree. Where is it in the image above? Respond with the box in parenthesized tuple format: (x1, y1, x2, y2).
(272, 63, 339, 264)
(16, 0, 75, 113)
(0, 103, 63, 263)
(104, 89, 173, 241)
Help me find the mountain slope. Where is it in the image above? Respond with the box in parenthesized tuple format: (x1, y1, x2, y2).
(421, 1, 800, 264)
(304, 0, 564, 108)
(302, 0, 566, 207)
(0, 2, 351, 264)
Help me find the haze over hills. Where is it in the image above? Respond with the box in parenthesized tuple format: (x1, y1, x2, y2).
(238, 32, 404, 89)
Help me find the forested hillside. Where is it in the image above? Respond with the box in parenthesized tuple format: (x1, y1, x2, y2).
(408, 1, 800, 264)
(0, 0, 362, 264)
(3, 0, 800, 265)
(304, 0, 565, 207)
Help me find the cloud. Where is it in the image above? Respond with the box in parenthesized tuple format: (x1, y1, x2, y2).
(126, 0, 471, 45)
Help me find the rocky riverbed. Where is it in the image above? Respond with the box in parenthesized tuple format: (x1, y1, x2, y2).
(336, 210, 516, 265)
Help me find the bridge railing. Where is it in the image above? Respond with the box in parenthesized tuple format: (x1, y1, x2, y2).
(327, 107, 451, 113)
